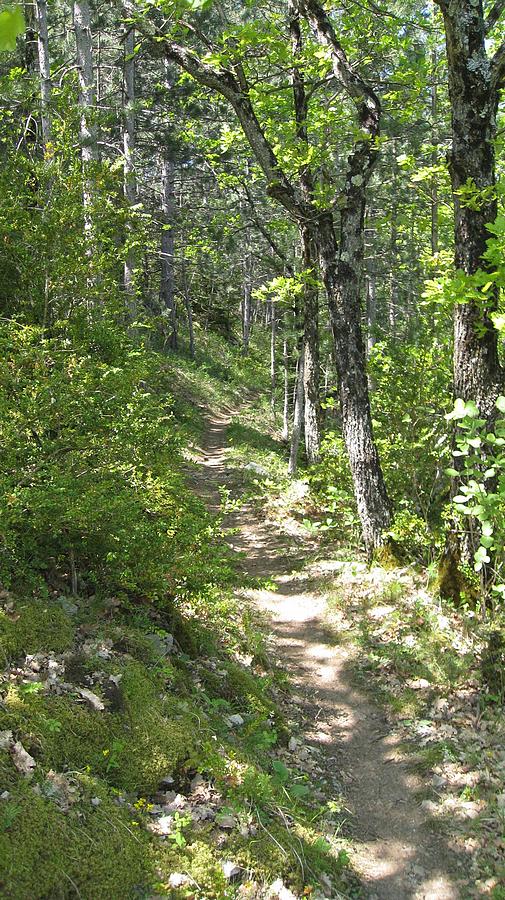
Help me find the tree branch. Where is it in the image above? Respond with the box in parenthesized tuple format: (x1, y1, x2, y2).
(160, 39, 311, 222)
(243, 183, 295, 275)
(491, 40, 505, 92)
(298, 0, 380, 140)
(486, 0, 505, 33)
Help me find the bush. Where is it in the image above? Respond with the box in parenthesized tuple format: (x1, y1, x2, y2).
(0, 317, 218, 602)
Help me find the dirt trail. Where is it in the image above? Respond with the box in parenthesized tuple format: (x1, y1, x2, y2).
(192, 415, 463, 900)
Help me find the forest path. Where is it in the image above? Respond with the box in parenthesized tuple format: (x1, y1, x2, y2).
(190, 414, 463, 900)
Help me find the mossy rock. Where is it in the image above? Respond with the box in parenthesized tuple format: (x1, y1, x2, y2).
(0, 601, 75, 662)
(1, 659, 196, 793)
(0, 778, 150, 899)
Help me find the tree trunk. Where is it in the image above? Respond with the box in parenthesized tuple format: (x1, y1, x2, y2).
(299, 223, 321, 464)
(439, 1, 502, 419)
(123, 12, 137, 308)
(282, 335, 290, 442)
(270, 301, 277, 416)
(289, 4, 321, 464)
(242, 231, 253, 354)
(35, 0, 52, 149)
(160, 152, 178, 349)
(436, 0, 504, 593)
(289, 350, 305, 476)
(73, 0, 98, 247)
(318, 204, 392, 553)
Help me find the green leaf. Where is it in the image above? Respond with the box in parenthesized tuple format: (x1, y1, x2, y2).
(496, 396, 505, 414)
(0, 5, 24, 53)
(290, 783, 310, 799)
(271, 759, 289, 783)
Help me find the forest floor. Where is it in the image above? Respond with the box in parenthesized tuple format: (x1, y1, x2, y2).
(191, 412, 469, 900)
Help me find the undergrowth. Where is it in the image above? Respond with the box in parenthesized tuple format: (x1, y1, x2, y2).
(0, 320, 352, 899)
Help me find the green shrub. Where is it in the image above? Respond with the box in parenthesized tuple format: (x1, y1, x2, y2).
(0, 319, 218, 602)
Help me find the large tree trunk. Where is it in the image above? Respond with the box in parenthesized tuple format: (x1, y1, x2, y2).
(436, 0, 504, 593)
(318, 204, 392, 552)
(160, 151, 178, 349)
(439, 1, 502, 418)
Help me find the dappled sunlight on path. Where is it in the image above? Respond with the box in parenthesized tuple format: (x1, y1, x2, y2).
(193, 415, 465, 900)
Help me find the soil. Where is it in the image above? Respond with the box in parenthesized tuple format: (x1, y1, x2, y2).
(192, 414, 464, 900)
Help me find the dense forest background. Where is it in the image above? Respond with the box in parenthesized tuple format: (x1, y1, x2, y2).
(1, 1, 505, 898)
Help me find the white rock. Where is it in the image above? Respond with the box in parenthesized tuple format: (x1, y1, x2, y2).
(77, 688, 105, 712)
(156, 814, 174, 835)
(11, 741, 36, 777)
(0, 730, 13, 750)
(267, 879, 298, 900)
(222, 860, 241, 880)
(168, 873, 189, 888)
(226, 714, 245, 728)
(217, 814, 236, 829)
(244, 463, 269, 478)
(288, 737, 298, 752)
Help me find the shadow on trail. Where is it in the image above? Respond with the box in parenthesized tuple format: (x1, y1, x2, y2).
(193, 415, 466, 899)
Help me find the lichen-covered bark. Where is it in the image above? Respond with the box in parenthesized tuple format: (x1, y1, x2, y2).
(436, 0, 504, 589)
(437, 0, 503, 420)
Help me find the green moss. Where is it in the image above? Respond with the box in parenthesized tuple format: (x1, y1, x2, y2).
(0, 601, 75, 662)
(1, 659, 196, 794)
(0, 778, 150, 899)
(372, 540, 404, 569)
(154, 838, 227, 899)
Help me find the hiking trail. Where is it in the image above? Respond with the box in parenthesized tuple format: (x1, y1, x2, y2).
(191, 413, 463, 900)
